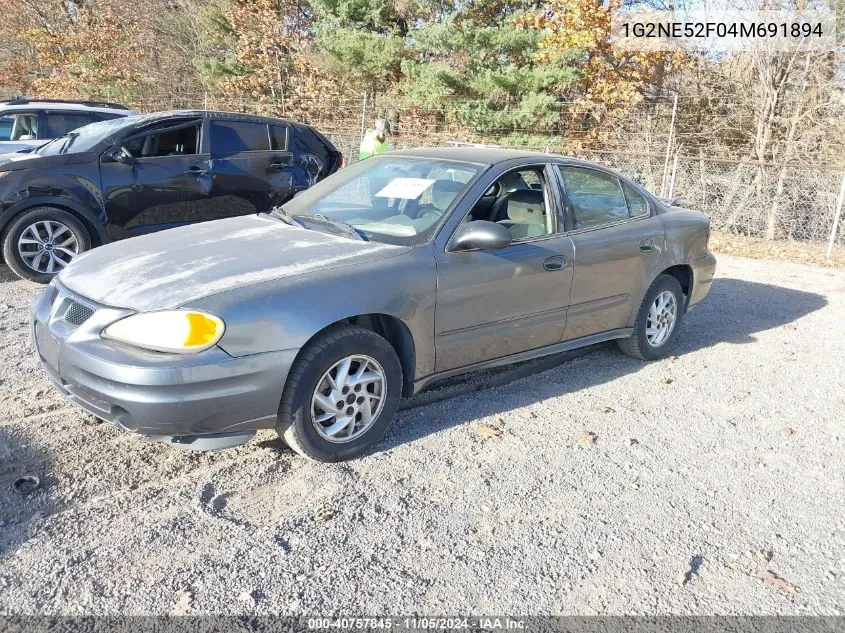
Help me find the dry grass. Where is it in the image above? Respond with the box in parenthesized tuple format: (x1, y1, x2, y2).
(709, 232, 845, 268)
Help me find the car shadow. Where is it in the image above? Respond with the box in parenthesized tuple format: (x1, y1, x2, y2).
(379, 277, 826, 452)
(0, 263, 18, 284)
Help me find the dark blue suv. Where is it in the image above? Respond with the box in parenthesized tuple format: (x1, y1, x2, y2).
(0, 110, 342, 282)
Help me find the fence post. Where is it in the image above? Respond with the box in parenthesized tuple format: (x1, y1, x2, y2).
(826, 171, 845, 259)
(660, 94, 679, 198)
(359, 91, 368, 147)
(668, 147, 682, 198)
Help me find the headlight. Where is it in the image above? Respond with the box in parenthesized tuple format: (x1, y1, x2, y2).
(102, 310, 225, 354)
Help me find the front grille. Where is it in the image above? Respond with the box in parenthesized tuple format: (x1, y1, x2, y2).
(64, 301, 94, 326)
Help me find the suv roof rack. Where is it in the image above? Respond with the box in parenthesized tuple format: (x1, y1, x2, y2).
(2, 97, 131, 110)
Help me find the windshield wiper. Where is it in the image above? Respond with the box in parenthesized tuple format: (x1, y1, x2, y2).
(269, 207, 305, 227)
(295, 213, 369, 241)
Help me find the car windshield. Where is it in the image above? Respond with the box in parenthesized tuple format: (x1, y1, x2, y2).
(37, 115, 139, 156)
(278, 155, 486, 244)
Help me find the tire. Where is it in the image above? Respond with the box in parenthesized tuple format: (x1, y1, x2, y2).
(1, 207, 91, 283)
(618, 274, 685, 361)
(277, 325, 403, 462)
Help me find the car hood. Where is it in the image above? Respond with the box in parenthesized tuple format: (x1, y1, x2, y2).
(0, 152, 71, 171)
(58, 214, 409, 311)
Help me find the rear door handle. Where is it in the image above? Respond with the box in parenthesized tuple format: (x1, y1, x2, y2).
(184, 166, 208, 176)
(639, 238, 655, 253)
(543, 255, 568, 271)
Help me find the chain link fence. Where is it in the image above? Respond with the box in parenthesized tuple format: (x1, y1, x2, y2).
(128, 96, 845, 251)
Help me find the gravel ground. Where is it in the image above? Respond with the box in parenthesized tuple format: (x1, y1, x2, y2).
(0, 254, 843, 616)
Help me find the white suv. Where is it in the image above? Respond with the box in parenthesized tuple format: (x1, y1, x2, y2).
(0, 98, 135, 154)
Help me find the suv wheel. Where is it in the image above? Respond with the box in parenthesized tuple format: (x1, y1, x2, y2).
(618, 274, 685, 361)
(1, 207, 91, 283)
(277, 325, 402, 462)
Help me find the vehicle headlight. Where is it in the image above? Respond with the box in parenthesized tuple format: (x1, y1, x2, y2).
(102, 310, 225, 354)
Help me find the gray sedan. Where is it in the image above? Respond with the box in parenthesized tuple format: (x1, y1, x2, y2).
(31, 148, 716, 462)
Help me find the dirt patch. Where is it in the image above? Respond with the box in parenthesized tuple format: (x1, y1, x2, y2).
(710, 232, 845, 268)
(0, 255, 843, 615)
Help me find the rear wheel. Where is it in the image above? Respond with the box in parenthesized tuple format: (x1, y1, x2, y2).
(618, 274, 684, 361)
(1, 207, 91, 283)
(277, 325, 402, 462)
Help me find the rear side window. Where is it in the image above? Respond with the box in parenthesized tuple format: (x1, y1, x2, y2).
(558, 166, 629, 230)
(210, 120, 269, 155)
(622, 181, 649, 217)
(270, 125, 288, 151)
(289, 127, 332, 184)
(44, 112, 100, 137)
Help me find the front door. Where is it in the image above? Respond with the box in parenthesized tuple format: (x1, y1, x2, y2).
(433, 164, 575, 372)
(555, 164, 664, 340)
(100, 118, 213, 240)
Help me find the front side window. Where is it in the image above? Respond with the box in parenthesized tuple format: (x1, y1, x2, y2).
(468, 166, 555, 241)
(210, 121, 269, 155)
(44, 112, 99, 138)
(558, 166, 631, 230)
(278, 156, 485, 244)
(0, 112, 39, 141)
(121, 122, 199, 158)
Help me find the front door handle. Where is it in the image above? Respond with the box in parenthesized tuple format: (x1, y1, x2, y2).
(543, 255, 568, 271)
(184, 166, 208, 177)
(639, 238, 655, 253)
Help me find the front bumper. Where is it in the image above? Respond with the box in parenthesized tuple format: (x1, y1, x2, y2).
(31, 281, 297, 441)
(688, 250, 717, 309)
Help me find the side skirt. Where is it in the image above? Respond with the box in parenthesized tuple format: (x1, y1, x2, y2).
(412, 327, 634, 394)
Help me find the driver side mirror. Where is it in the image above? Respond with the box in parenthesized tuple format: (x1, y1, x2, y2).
(450, 220, 512, 252)
(18, 134, 36, 141)
(107, 148, 131, 163)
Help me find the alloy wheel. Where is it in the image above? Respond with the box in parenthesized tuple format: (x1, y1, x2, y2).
(646, 290, 677, 347)
(18, 221, 79, 274)
(311, 355, 387, 443)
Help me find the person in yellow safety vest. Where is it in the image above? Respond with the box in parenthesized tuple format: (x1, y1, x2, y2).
(359, 119, 391, 160)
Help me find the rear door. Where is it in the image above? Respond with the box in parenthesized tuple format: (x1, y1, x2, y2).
(555, 163, 664, 341)
(207, 119, 301, 215)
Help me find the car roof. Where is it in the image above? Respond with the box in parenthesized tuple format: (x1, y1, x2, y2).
(128, 110, 299, 127)
(389, 146, 606, 169)
(0, 101, 134, 115)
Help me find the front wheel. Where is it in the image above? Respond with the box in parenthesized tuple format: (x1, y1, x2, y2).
(277, 325, 402, 462)
(1, 207, 91, 283)
(618, 274, 685, 361)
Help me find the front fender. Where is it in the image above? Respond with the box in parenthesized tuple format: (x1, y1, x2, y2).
(187, 246, 438, 381)
(0, 171, 108, 245)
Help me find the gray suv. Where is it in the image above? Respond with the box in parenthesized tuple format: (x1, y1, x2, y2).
(0, 98, 133, 154)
